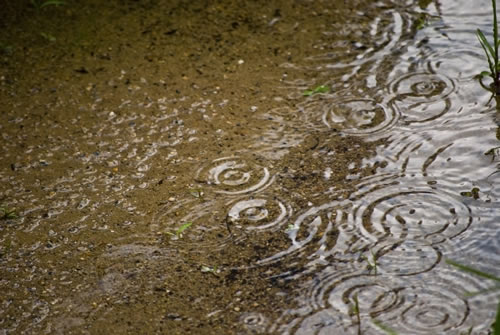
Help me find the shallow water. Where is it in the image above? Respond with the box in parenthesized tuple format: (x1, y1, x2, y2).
(0, 0, 499, 334)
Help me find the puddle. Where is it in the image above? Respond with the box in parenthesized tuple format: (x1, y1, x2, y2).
(1, 0, 499, 334)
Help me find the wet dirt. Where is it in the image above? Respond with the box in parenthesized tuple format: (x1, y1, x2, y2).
(2, 0, 499, 334)
(0, 1, 385, 334)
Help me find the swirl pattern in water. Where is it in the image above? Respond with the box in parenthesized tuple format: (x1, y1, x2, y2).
(195, 156, 274, 195)
(389, 72, 456, 124)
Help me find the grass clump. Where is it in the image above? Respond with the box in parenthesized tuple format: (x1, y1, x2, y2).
(477, 0, 500, 95)
(0, 205, 17, 220)
(166, 222, 192, 240)
(303, 85, 330, 97)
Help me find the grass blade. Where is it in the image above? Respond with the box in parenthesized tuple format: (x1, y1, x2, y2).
(494, 300, 500, 335)
(176, 222, 192, 235)
(477, 29, 496, 75)
(464, 284, 500, 298)
(492, 0, 499, 68)
(446, 259, 500, 282)
(373, 319, 399, 335)
(303, 85, 329, 96)
(477, 29, 496, 59)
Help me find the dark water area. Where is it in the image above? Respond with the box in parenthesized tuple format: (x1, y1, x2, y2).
(0, 0, 499, 334)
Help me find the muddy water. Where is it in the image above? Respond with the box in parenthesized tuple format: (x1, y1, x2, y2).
(0, 0, 499, 334)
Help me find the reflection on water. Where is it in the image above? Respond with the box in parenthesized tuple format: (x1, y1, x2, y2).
(1, 0, 500, 333)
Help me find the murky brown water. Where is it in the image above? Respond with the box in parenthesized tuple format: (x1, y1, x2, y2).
(1, 0, 499, 334)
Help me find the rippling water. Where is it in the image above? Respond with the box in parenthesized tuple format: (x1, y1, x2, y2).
(267, 0, 500, 333)
(1, 0, 499, 334)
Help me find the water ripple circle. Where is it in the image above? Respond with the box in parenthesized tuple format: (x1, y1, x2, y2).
(427, 48, 486, 80)
(226, 196, 291, 232)
(321, 98, 398, 136)
(239, 312, 269, 334)
(352, 187, 472, 245)
(255, 201, 351, 268)
(370, 240, 441, 276)
(195, 156, 274, 195)
(387, 266, 495, 334)
(389, 72, 455, 123)
(327, 275, 405, 317)
(380, 272, 478, 334)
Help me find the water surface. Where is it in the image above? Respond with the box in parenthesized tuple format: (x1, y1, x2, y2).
(0, 0, 499, 334)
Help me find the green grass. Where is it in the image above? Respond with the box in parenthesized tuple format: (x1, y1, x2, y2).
(166, 222, 192, 239)
(477, 0, 500, 95)
(303, 85, 330, 97)
(362, 250, 378, 275)
(350, 293, 362, 335)
(0, 205, 17, 220)
(372, 319, 398, 335)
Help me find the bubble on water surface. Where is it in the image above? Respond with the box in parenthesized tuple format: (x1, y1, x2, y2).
(195, 157, 274, 195)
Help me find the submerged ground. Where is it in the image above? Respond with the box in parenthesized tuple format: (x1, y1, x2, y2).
(1, 0, 499, 334)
